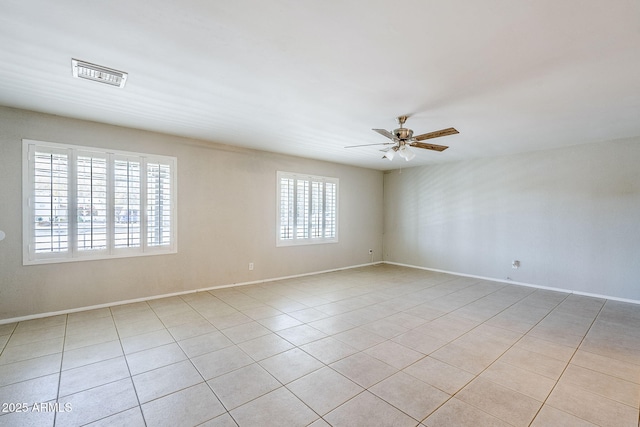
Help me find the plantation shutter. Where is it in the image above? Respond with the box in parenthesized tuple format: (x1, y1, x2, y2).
(23, 139, 176, 264)
(277, 171, 338, 246)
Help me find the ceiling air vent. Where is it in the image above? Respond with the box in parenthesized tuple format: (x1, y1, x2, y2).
(71, 59, 128, 88)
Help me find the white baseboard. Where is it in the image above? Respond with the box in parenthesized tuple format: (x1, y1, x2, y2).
(384, 261, 640, 305)
(0, 262, 377, 325)
(3, 260, 638, 325)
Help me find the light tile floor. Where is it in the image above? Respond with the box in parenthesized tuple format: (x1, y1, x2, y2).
(1, 265, 639, 426)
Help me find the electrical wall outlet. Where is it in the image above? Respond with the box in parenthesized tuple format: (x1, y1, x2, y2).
(249, 262, 254, 271)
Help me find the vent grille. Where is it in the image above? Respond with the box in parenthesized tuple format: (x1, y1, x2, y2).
(72, 59, 128, 88)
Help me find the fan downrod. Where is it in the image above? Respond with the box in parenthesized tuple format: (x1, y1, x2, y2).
(394, 116, 412, 140)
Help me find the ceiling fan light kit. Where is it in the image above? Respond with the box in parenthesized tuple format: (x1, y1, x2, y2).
(345, 115, 459, 163)
(382, 148, 395, 161)
(397, 143, 415, 161)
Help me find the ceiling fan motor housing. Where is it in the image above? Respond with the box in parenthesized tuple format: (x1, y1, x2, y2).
(394, 127, 413, 140)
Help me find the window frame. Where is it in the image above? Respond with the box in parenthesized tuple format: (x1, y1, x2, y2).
(22, 139, 177, 265)
(276, 171, 338, 247)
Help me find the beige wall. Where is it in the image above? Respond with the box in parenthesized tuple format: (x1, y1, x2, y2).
(3, 105, 637, 320)
(0, 107, 384, 320)
(383, 138, 640, 302)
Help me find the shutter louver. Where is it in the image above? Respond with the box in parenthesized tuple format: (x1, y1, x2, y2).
(33, 151, 69, 254)
(114, 159, 141, 248)
(280, 177, 294, 240)
(77, 155, 108, 251)
(147, 162, 172, 247)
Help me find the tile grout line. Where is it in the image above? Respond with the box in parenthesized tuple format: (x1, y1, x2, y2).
(525, 300, 612, 427)
(189, 286, 404, 426)
(107, 304, 147, 427)
(170, 292, 296, 426)
(464, 292, 581, 424)
(303, 284, 507, 426)
(52, 314, 68, 427)
(0, 323, 18, 359)
(408, 287, 574, 425)
(306, 271, 631, 425)
(5, 267, 637, 426)
(54, 308, 149, 426)
(277, 278, 543, 427)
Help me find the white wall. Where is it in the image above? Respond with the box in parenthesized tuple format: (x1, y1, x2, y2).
(383, 138, 640, 302)
(0, 107, 384, 320)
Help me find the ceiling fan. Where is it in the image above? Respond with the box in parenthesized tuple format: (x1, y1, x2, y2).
(346, 116, 459, 161)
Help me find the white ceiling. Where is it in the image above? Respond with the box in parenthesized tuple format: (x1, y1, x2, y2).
(1, 1, 639, 170)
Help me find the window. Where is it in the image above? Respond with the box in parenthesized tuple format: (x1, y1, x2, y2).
(277, 171, 338, 246)
(23, 139, 177, 265)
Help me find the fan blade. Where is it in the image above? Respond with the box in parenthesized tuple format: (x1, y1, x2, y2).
(413, 127, 459, 141)
(372, 128, 395, 140)
(410, 142, 449, 152)
(344, 142, 395, 148)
